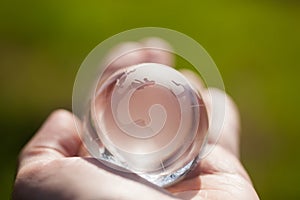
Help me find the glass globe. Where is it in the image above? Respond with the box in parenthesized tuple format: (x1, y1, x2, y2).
(82, 63, 208, 187)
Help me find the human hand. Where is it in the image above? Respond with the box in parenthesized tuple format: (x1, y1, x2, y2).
(13, 38, 259, 200)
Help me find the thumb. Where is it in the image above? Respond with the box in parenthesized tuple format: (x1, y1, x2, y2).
(18, 109, 81, 169)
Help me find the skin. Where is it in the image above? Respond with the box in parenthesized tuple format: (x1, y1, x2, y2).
(12, 38, 260, 200)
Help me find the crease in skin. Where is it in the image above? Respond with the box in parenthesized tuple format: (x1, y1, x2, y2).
(200, 175, 257, 200)
(26, 135, 80, 157)
(167, 177, 201, 193)
(171, 174, 248, 200)
(21, 148, 55, 161)
(27, 145, 69, 158)
(19, 147, 62, 169)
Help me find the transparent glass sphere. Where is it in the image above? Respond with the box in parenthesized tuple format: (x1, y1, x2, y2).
(82, 63, 208, 187)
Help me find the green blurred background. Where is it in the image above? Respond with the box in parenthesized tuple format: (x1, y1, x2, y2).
(1, 0, 299, 199)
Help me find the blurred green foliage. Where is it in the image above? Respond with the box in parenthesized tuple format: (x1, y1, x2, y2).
(1, 0, 299, 199)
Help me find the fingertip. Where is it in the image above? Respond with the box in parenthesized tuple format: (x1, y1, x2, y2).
(101, 38, 174, 81)
(48, 109, 76, 128)
(140, 37, 174, 67)
(141, 37, 172, 50)
(103, 42, 147, 75)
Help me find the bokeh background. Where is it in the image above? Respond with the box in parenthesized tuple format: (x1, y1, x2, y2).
(1, 0, 299, 199)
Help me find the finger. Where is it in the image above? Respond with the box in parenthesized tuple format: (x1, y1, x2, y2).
(102, 38, 174, 79)
(204, 88, 240, 157)
(19, 109, 81, 168)
(140, 37, 174, 66)
(180, 70, 240, 157)
(179, 71, 241, 170)
(103, 42, 147, 76)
